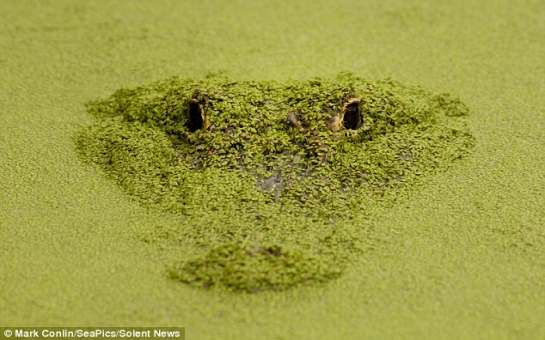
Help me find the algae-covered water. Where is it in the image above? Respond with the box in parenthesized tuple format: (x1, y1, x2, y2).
(1, 0, 544, 339)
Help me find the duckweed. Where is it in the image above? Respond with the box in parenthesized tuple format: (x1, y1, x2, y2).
(76, 73, 474, 292)
(170, 243, 342, 293)
(77, 74, 473, 216)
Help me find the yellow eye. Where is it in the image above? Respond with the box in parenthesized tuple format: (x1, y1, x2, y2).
(342, 98, 362, 130)
(186, 99, 204, 132)
(186, 98, 210, 132)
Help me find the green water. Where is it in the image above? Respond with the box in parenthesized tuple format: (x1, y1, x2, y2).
(1, 0, 544, 339)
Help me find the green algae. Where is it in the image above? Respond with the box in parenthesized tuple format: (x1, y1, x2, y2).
(76, 73, 474, 292)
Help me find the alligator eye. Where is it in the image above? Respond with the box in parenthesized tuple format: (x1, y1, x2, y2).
(343, 99, 362, 130)
(187, 99, 204, 132)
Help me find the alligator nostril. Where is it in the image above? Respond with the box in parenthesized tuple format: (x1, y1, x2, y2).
(187, 99, 204, 132)
(287, 111, 301, 130)
(343, 99, 362, 130)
